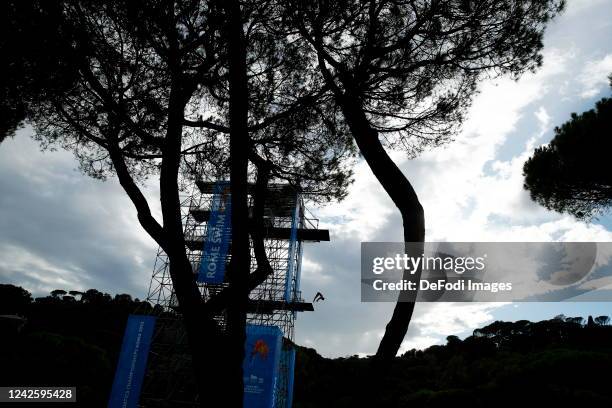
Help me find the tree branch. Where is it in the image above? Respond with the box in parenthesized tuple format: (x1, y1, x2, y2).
(107, 145, 166, 247)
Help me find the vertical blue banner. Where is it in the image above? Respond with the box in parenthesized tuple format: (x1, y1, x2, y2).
(285, 197, 300, 300)
(198, 181, 232, 283)
(108, 315, 156, 408)
(285, 347, 296, 408)
(293, 243, 304, 317)
(243, 325, 282, 408)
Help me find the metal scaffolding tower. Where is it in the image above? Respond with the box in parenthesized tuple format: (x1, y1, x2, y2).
(141, 180, 329, 407)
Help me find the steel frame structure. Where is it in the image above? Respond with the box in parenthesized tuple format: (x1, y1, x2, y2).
(141, 180, 327, 407)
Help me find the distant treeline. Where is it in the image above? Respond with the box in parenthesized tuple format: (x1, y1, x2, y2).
(1, 284, 612, 407)
(294, 314, 612, 407)
(0, 284, 151, 407)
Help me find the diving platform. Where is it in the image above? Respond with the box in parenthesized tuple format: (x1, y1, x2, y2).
(184, 225, 328, 250)
(247, 300, 314, 313)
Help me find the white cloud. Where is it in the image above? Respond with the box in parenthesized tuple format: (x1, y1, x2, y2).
(0, 243, 87, 294)
(535, 106, 551, 130)
(301, 257, 333, 285)
(315, 159, 396, 242)
(399, 303, 504, 353)
(565, 0, 610, 16)
(400, 335, 442, 351)
(578, 54, 612, 98)
(395, 50, 572, 242)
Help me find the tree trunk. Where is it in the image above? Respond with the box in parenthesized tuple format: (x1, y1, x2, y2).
(336, 90, 425, 362)
(108, 120, 228, 405)
(223, 0, 251, 405)
(160, 88, 229, 406)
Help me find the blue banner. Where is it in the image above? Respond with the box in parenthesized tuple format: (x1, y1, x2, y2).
(285, 197, 300, 300)
(284, 346, 295, 408)
(108, 315, 156, 408)
(243, 325, 283, 408)
(293, 242, 304, 319)
(198, 181, 232, 283)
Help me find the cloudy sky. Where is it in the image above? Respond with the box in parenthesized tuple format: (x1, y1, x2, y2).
(1, 0, 612, 358)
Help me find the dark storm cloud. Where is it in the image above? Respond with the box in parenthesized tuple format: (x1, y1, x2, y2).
(0, 130, 158, 298)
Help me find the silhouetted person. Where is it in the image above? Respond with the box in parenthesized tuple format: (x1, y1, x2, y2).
(313, 292, 325, 302)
